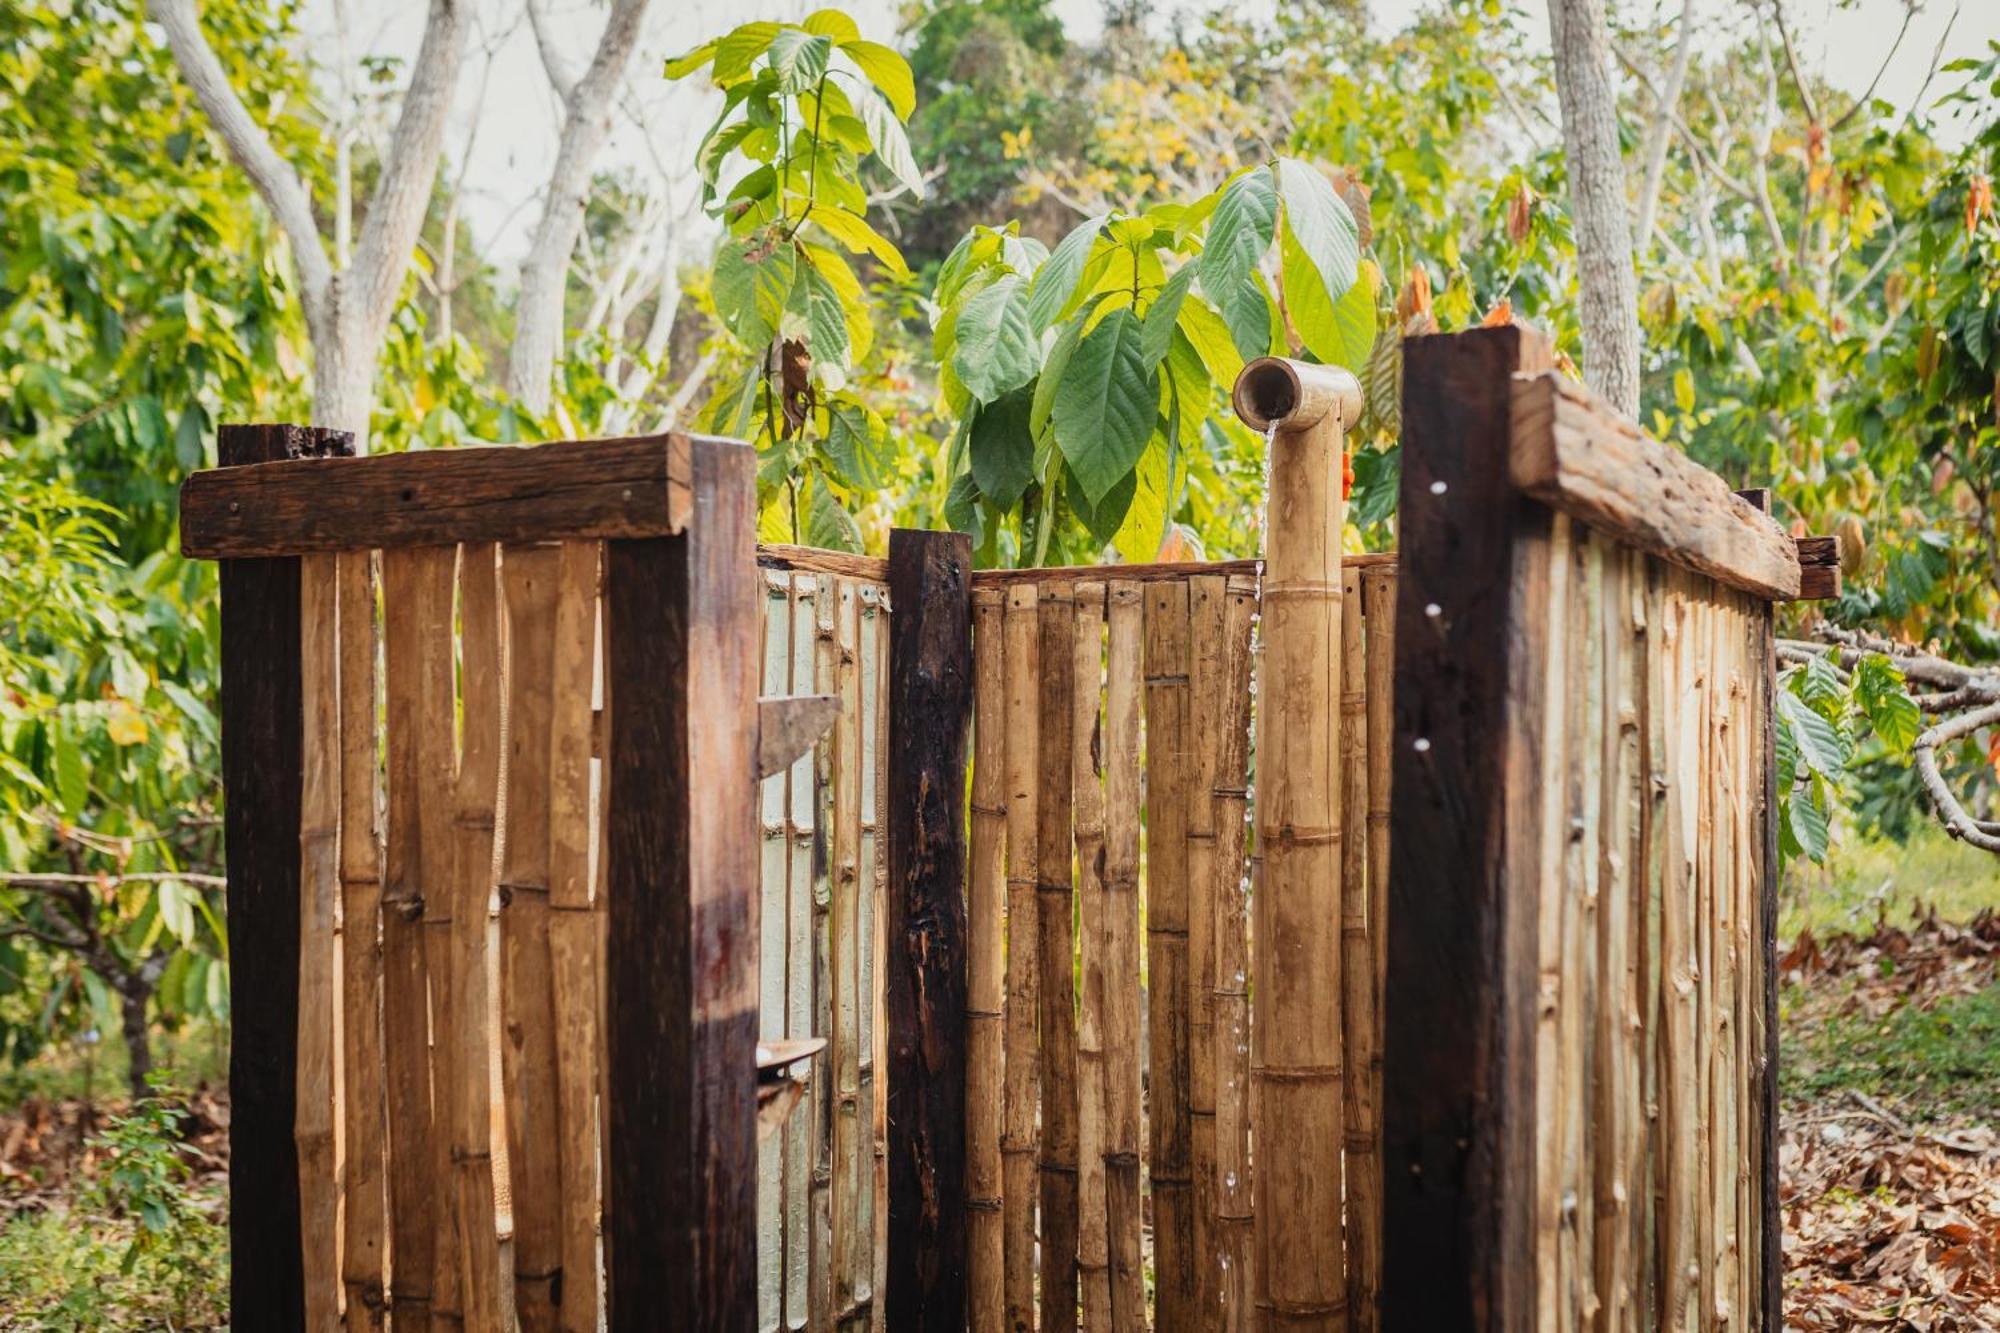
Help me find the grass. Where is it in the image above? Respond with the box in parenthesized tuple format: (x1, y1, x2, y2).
(0, 1022, 228, 1110)
(1780, 824, 2000, 942)
(0, 1183, 229, 1331)
(1782, 979, 2000, 1118)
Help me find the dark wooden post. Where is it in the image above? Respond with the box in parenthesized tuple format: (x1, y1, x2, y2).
(602, 436, 760, 1329)
(883, 529, 974, 1330)
(214, 423, 350, 1331)
(1382, 327, 1550, 1332)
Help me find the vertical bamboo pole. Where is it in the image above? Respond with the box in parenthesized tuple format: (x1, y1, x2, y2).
(546, 540, 602, 1333)
(298, 552, 341, 1332)
(379, 544, 453, 1333)
(499, 545, 563, 1333)
(1185, 574, 1226, 1323)
(758, 572, 793, 1332)
(1561, 531, 1603, 1331)
(1658, 568, 1699, 1332)
(834, 580, 867, 1327)
(1360, 565, 1396, 1296)
(1531, 516, 1576, 1333)
(1233, 358, 1355, 1329)
(812, 574, 839, 1327)
(337, 548, 389, 1332)
(1640, 558, 1669, 1323)
(1002, 584, 1042, 1332)
(1144, 579, 1196, 1327)
(967, 586, 1008, 1331)
(1693, 592, 1718, 1333)
(1037, 585, 1080, 1333)
(787, 573, 819, 1330)
(864, 582, 890, 1331)
(448, 543, 504, 1332)
(1338, 564, 1378, 1330)
(1211, 575, 1258, 1332)
(1102, 581, 1147, 1330)
(1071, 584, 1113, 1333)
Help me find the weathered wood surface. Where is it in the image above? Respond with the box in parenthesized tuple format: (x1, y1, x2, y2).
(966, 586, 1007, 1331)
(1102, 582, 1147, 1329)
(1000, 585, 1042, 1333)
(1036, 584, 1081, 1333)
(757, 693, 841, 780)
(297, 550, 340, 1333)
(181, 431, 693, 558)
(1792, 533, 1841, 601)
(883, 530, 972, 1331)
(1510, 372, 1801, 600)
(1070, 583, 1114, 1333)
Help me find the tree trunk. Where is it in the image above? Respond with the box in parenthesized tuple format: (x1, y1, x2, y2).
(117, 977, 155, 1103)
(1548, 0, 1642, 418)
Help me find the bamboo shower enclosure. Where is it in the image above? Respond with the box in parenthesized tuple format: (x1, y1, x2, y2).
(184, 326, 1833, 1331)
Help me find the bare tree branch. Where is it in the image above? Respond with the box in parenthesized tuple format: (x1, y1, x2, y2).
(1831, 1, 1917, 132)
(1633, 0, 1700, 254)
(1767, 0, 1821, 127)
(525, 0, 582, 99)
(1914, 702, 2000, 853)
(2, 872, 229, 892)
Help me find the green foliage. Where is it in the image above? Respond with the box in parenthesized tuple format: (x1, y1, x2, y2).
(1783, 978, 2000, 1119)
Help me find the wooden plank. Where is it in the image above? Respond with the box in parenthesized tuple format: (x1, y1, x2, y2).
(379, 543, 455, 1333)
(1211, 576, 1259, 1332)
(1144, 578, 1196, 1328)
(181, 431, 692, 558)
(1792, 534, 1840, 601)
(1360, 566, 1397, 1323)
(966, 585, 1007, 1332)
(448, 542, 504, 1331)
(336, 547, 390, 1332)
(759, 694, 842, 780)
(759, 574, 792, 1333)
(547, 540, 604, 1333)
(1071, 583, 1113, 1333)
(500, 545, 564, 1333)
(811, 575, 838, 1329)
(1339, 564, 1379, 1330)
(965, 550, 1398, 591)
(869, 582, 892, 1333)
(1185, 575, 1226, 1323)
(602, 436, 760, 1326)
(832, 580, 867, 1327)
(1101, 582, 1146, 1330)
(1755, 596, 1783, 1329)
(1509, 374, 1800, 600)
(883, 530, 973, 1332)
(1383, 326, 1551, 1332)
(786, 573, 819, 1331)
(1037, 585, 1080, 1333)
(298, 550, 340, 1333)
(757, 543, 890, 583)
(1001, 585, 1041, 1333)
(1657, 567, 1701, 1331)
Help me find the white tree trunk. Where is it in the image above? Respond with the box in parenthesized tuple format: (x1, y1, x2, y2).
(1548, 0, 1643, 418)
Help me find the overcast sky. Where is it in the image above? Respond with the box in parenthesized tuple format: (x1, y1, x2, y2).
(295, 0, 1996, 272)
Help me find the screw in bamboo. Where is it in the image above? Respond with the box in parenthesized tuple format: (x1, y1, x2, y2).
(1210, 576, 1259, 1332)
(298, 552, 341, 1332)
(833, 580, 869, 1327)
(812, 574, 839, 1327)
(336, 548, 390, 1332)
(1036, 584, 1081, 1333)
(759, 572, 792, 1330)
(447, 542, 504, 1332)
(1359, 565, 1396, 1326)
(379, 544, 454, 1331)
(498, 544, 564, 1332)
(1337, 564, 1379, 1331)
(1069, 583, 1113, 1333)
(1185, 574, 1227, 1323)
(786, 573, 819, 1329)
(1101, 581, 1146, 1330)
(1232, 357, 1357, 1327)
(1001, 584, 1043, 1333)
(967, 586, 1008, 1331)
(546, 540, 603, 1333)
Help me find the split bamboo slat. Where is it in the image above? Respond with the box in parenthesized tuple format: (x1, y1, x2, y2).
(812, 575, 839, 1327)
(1001, 585, 1042, 1333)
(833, 581, 867, 1327)
(1036, 586, 1080, 1333)
(1101, 581, 1146, 1330)
(1360, 565, 1396, 1333)
(1071, 583, 1113, 1333)
(864, 583, 889, 1332)
(1338, 564, 1379, 1330)
(297, 552, 340, 1332)
(1210, 576, 1259, 1332)
(1143, 580, 1195, 1328)
(447, 544, 504, 1330)
(336, 548, 388, 1332)
(967, 585, 1008, 1331)
(546, 540, 603, 1333)
(379, 545, 453, 1332)
(1184, 575, 1226, 1323)
(759, 572, 793, 1333)
(1531, 514, 1576, 1333)
(1660, 565, 1700, 1331)
(500, 545, 564, 1332)
(786, 573, 819, 1331)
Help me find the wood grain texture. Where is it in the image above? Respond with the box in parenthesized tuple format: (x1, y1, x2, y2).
(1036, 585, 1080, 1333)
(1509, 373, 1800, 600)
(1339, 565, 1379, 1331)
(883, 530, 973, 1332)
(1100, 583, 1146, 1331)
(602, 436, 759, 1328)
(1185, 575, 1227, 1324)
(966, 586, 1007, 1332)
(1070, 584, 1113, 1333)
(1000, 585, 1041, 1333)
(297, 549, 341, 1333)
(831, 580, 869, 1326)
(182, 431, 692, 558)
(965, 551, 1397, 590)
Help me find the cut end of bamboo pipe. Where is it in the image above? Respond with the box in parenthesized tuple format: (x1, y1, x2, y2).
(1231, 357, 1363, 434)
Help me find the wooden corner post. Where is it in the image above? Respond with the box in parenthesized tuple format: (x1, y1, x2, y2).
(603, 435, 760, 1328)
(214, 423, 352, 1332)
(882, 529, 974, 1330)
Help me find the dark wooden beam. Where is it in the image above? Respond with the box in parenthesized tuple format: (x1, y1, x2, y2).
(181, 430, 693, 558)
(602, 436, 759, 1329)
(218, 422, 350, 1331)
(1741, 492, 1785, 1328)
(883, 528, 974, 1331)
(1384, 326, 1550, 1333)
(1792, 534, 1841, 600)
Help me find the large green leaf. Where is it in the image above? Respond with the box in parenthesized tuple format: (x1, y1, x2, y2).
(1176, 295, 1244, 385)
(1141, 263, 1197, 366)
(767, 29, 832, 92)
(712, 22, 782, 83)
(855, 83, 926, 199)
(822, 399, 893, 488)
(805, 471, 863, 552)
(952, 274, 1037, 403)
(970, 385, 1037, 509)
(1028, 214, 1107, 334)
(803, 9, 861, 42)
(712, 235, 795, 346)
(1198, 166, 1277, 356)
(1111, 442, 1170, 563)
(664, 39, 719, 80)
(1066, 462, 1136, 545)
(1031, 318, 1085, 440)
(1275, 156, 1361, 304)
(841, 39, 916, 118)
(1281, 230, 1377, 369)
(1053, 308, 1157, 504)
(1778, 690, 1848, 778)
(810, 205, 911, 280)
(797, 263, 849, 367)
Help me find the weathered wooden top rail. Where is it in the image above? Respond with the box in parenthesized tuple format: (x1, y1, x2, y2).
(1510, 371, 1802, 600)
(180, 431, 696, 558)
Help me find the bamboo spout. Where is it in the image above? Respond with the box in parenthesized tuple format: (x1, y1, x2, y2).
(1232, 357, 1362, 434)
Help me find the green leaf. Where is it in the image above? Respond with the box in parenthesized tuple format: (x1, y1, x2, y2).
(798, 263, 849, 367)
(1787, 782, 1831, 863)
(663, 40, 718, 80)
(1176, 295, 1244, 385)
(1028, 214, 1108, 334)
(803, 9, 861, 42)
(767, 29, 833, 92)
(1111, 442, 1169, 563)
(1282, 227, 1377, 369)
(1855, 654, 1922, 750)
(713, 22, 782, 83)
(1066, 462, 1136, 545)
(952, 274, 1038, 403)
(970, 385, 1037, 510)
(1778, 689, 1847, 778)
(1217, 269, 1276, 363)
(804, 472, 862, 552)
(52, 719, 87, 819)
(810, 204, 912, 280)
(1053, 308, 1158, 504)
(822, 399, 892, 488)
(174, 403, 205, 471)
(854, 83, 926, 199)
(1198, 166, 1277, 352)
(841, 39, 916, 118)
(1141, 263, 1196, 366)
(1274, 156, 1360, 303)
(712, 235, 795, 347)
(1032, 318, 1085, 440)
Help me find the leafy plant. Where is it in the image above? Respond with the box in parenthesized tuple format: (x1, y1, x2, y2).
(1776, 648, 1923, 864)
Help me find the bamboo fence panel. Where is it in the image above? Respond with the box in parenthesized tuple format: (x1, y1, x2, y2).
(1338, 564, 1378, 1330)
(1211, 575, 1259, 1332)
(864, 582, 888, 1332)
(1101, 581, 1146, 1330)
(967, 586, 1007, 1330)
(786, 573, 819, 1330)
(298, 552, 340, 1333)
(811, 575, 838, 1327)
(1185, 574, 1225, 1322)
(832, 581, 867, 1327)
(1002, 585, 1042, 1332)
(1037, 586, 1080, 1333)
(1071, 583, 1113, 1333)
(760, 572, 794, 1333)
